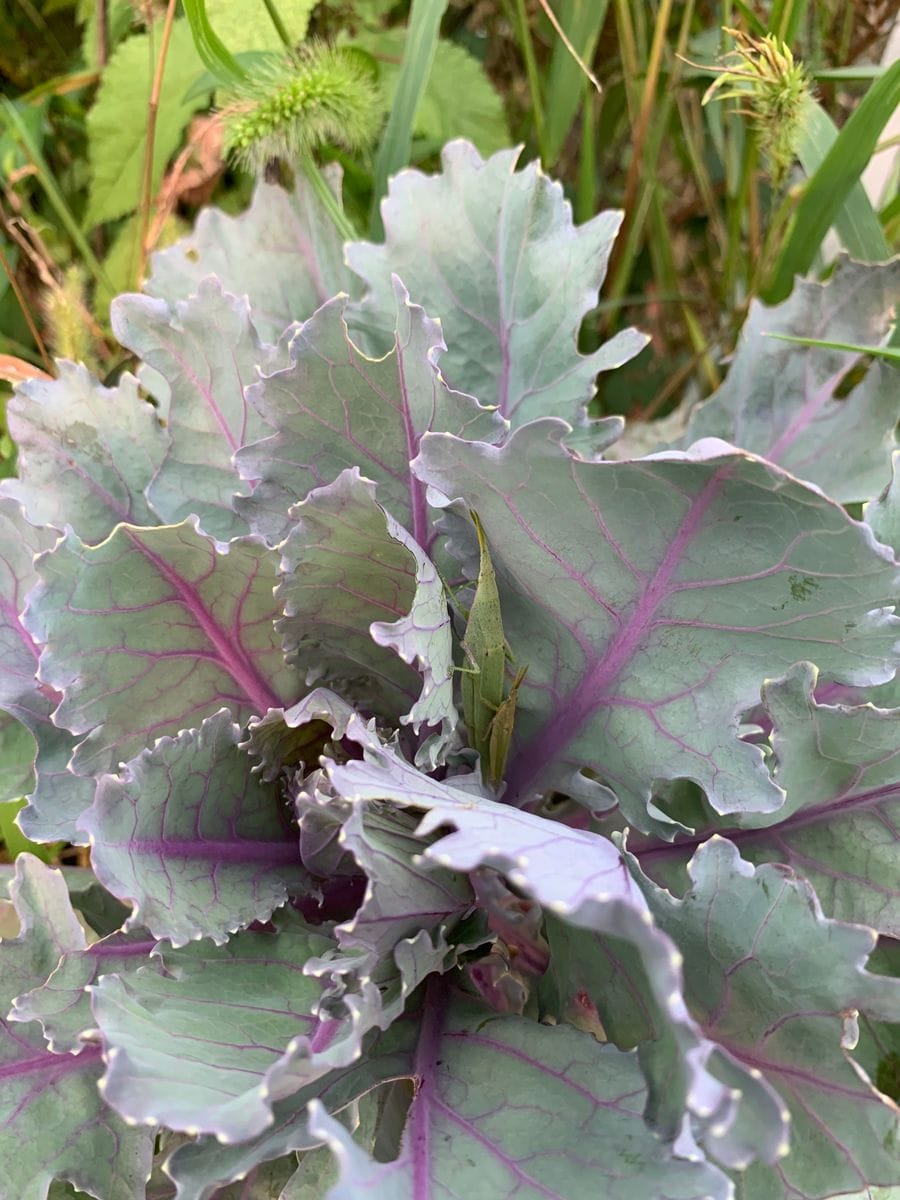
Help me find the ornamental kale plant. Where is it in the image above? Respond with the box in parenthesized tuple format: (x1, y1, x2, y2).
(1, 141, 899, 1200)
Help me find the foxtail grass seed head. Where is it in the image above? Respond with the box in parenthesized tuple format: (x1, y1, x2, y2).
(702, 29, 814, 188)
(222, 44, 380, 172)
(44, 264, 92, 364)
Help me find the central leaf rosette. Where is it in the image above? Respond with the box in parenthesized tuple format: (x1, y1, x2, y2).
(0, 143, 897, 1200)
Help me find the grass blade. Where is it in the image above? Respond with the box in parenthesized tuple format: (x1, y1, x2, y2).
(769, 0, 809, 43)
(765, 62, 900, 301)
(508, 0, 546, 157)
(182, 0, 247, 84)
(0, 97, 112, 292)
(765, 332, 900, 364)
(795, 101, 890, 263)
(369, 0, 448, 238)
(540, 0, 609, 165)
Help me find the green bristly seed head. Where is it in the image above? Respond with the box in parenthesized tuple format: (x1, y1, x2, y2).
(702, 28, 814, 188)
(223, 44, 381, 172)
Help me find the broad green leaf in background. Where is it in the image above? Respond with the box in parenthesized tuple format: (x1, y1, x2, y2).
(86, 20, 210, 227)
(353, 30, 509, 158)
(682, 257, 900, 503)
(182, 0, 248, 84)
(632, 838, 900, 1199)
(0, 856, 153, 1200)
(0, 362, 164, 544)
(0, 797, 58, 862)
(349, 142, 648, 426)
(95, 212, 190, 318)
(415, 422, 900, 830)
(147, 174, 354, 342)
(235, 279, 504, 546)
(112, 280, 288, 540)
(25, 521, 300, 776)
(80, 710, 308, 946)
(79, 0, 134, 68)
(309, 987, 732, 1200)
(204, 0, 315, 54)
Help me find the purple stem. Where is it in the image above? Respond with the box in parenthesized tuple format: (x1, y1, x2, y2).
(407, 973, 449, 1200)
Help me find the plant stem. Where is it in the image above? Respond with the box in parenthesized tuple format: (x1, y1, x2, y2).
(260, 0, 293, 50)
(721, 133, 757, 306)
(299, 147, 357, 244)
(511, 0, 546, 159)
(137, 0, 178, 289)
(0, 243, 54, 376)
(616, 0, 675, 251)
(96, 0, 108, 67)
(575, 84, 597, 225)
(604, 0, 694, 334)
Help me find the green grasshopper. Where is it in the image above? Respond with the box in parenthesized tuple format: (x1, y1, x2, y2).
(460, 511, 528, 789)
